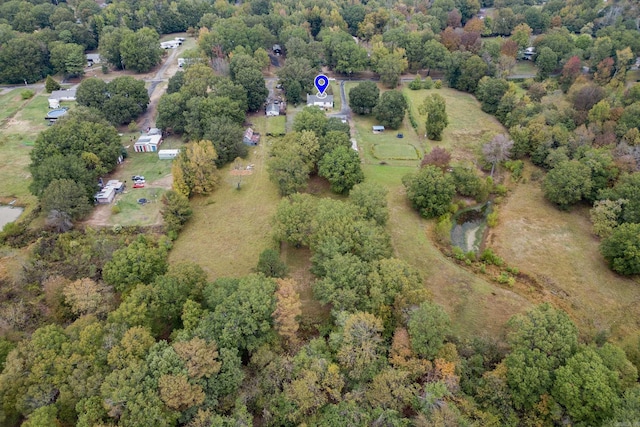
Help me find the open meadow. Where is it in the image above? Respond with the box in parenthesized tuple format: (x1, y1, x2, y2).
(168, 115, 281, 279)
(0, 89, 50, 211)
(488, 165, 640, 343)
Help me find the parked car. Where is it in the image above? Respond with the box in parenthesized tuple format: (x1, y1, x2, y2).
(132, 175, 145, 181)
(133, 183, 145, 188)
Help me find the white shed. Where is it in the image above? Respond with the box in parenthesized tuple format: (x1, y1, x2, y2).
(158, 149, 180, 159)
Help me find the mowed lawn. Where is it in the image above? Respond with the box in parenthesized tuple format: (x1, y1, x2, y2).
(488, 167, 640, 342)
(403, 86, 505, 167)
(0, 91, 50, 209)
(169, 116, 281, 279)
(362, 165, 532, 338)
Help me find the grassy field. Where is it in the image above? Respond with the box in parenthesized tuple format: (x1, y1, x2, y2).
(329, 81, 341, 111)
(512, 60, 538, 76)
(0, 89, 24, 124)
(0, 91, 51, 210)
(403, 87, 505, 166)
(168, 118, 281, 279)
(363, 164, 532, 338)
(487, 165, 640, 342)
(372, 143, 420, 160)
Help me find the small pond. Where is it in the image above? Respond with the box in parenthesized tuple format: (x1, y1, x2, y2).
(0, 205, 24, 230)
(450, 202, 492, 254)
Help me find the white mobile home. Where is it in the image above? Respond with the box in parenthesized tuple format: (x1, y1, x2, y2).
(158, 149, 180, 159)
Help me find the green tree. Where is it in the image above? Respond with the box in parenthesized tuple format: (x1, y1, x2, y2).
(600, 223, 640, 275)
(599, 172, 640, 224)
(535, 46, 558, 80)
(407, 301, 450, 359)
(318, 146, 364, 194)
(120, 27, 163, 72)
(76, 77, 108, 110)
(333, 41, 369, 75)
(99, 26, 132, 70)
(172, 140, 220, 197)
(552, 347, 621, 425)
(156, 92, 188, 133)
(267, 148, 310, 196)
(348, 81, 380, 115)
(103, 76, 150, 125)
(349, 182, 389, 226)
(402, 165, 455, 218)
(543, 160, 592, 209)
(196, 274, 277, 353)
(272, 193, 317, 247)
(0, 34, 48, 83)
(234, 67, 268, 112)
(40, 179, 92, 220)
(419, 93, 449, 140)
(102, 236, 169, 293)
(256, 248, 288, 278)
(161, 190, 193, 237)
(45, 75, 61, 93)
(505, 304, 578, 411)
(422, 39, 450, 76)
(293, 106, 328, 137)
(375, 50, 408, 88)
(203, 116, 247, 167)
(49, 42, 85, 77)
(277, 57, 317, 104)
(373, 90, 407, 129)
(475, 77, 509, 114)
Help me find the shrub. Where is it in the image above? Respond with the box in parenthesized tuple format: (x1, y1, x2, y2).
(21, 90, 34, 100)
(452, 246, 466, 261)
(45, 76, 61, 93)
(161, 190, 193, 237)
(600, 223, 640, 275)
(435, 214, 452, 244)
(434, 80, 442, 89)
(487, 211, 498, 227)
(256, 248, 288, 278)
(423, 77, 434, 89)
(481, 248, 504, 266)
(111, 205, 121, 215)
(409, 76, 423, 90)
(505, 160, 524, 181)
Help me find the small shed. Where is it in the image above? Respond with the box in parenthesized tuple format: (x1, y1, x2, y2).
(134, 134, 163, 152)
(523, 47, 535, 60)
(95, 186, 115, 204)
(307, 94, 334, 110)
(266, 103, 280, 116)
(372, 125, 385, 133)
(273, 44, 282, 55)
(159, 149, 180, 160)
(243, 128, 260, 146)
(86, 53, 101, 66)
(147, 127, 162, 136)
(48, 89, 77, 109)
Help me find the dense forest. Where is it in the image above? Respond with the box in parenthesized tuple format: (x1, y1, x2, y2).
(1, 0, 640, 425)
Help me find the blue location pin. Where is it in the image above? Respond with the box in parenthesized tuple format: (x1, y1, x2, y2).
(314, 74, 329, 97)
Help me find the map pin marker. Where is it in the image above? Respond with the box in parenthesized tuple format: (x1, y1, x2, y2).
(314, 74, 329, 97)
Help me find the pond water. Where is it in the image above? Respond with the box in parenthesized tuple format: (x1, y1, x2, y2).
(0, 205, 24, 230)
(450, 202, 491, 254)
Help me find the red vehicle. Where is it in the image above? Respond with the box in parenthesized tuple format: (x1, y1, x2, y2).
(132, 182, 145, 188)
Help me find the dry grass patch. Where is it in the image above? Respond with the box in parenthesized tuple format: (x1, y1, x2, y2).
(168, 125, 280, 280)
(402, 86, 505, 166)
(364, 164, 532, 339)
(488, 169, 640, 341)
